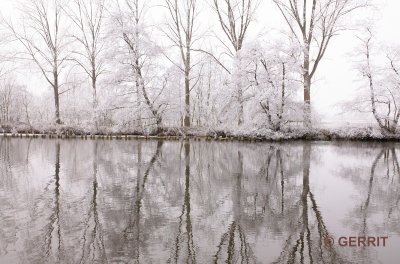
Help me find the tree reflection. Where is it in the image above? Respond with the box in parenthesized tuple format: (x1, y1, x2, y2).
(122, 140, 163, 262)
(79, 141, 107, 263)
(43, 141, 63, 263)
(168, 141, 197, 264)
(261, 146, 287, 217)
(0, 137, 14, 256)
(342, 146, 400, 233)
(341, 146, 400, 263)
(213, 150, 255, 263)
(273, 143, 349, 264)
(0, 138, 13, 189)
(1, 139, 399, 263)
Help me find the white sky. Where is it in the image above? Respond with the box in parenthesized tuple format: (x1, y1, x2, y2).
(1, 0, 399, 123)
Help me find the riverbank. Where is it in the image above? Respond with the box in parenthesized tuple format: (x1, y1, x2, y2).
(1, 123, 400, 141)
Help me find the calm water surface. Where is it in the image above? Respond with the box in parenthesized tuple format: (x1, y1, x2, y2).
(0, 138, 399, 264)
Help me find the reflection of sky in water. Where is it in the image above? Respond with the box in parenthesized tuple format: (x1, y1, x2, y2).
(0, 138, 399, 263)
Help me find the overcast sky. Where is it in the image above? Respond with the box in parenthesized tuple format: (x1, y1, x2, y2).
(1, 0, 399, 123)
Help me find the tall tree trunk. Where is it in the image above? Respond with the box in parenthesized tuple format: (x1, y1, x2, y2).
(184, 60, 191, 128)
(135, 58, 143, 128)
(236, 55, 244, 126)
(92, 67, 98, 130)
(184, 40, 191, 128)
(53, 70, 61, 124)
(276, 62, 286, 131)
(238, 88, 244, 126)
(92, 65, 97, 109)
(303, 47, 311, 128)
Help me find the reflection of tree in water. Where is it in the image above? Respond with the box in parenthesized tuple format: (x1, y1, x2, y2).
(272, 143, 349, 264)
(121, 140, 163, 263)
(3, 139, 398, 263)
(0, 138, 14, 188)
(339, 146, 400, 231)
(209, 144, 302, 263)
(41, 142, 63, 263)
(0, 138, 15, 256)
(213, 150, 256, 264)
(168, 141, 197, 264)
(0, 140, 70, 263)
(341, 146, 400, 263)
(383, 148, 400, 223)
(259, 146, 293, 220)
(93, 140, 166, 263)
(79, 141, 107, 263)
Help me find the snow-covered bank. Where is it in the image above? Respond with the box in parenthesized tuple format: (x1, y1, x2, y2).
(1, 123, 400, 141)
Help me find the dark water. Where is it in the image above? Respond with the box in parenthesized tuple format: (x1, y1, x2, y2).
(0, 138, 399, 264)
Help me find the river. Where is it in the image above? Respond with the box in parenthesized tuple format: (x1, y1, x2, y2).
(0, 138, 399, 263)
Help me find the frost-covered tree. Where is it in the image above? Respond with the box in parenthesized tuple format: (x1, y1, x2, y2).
(188, 55, 230, 127)
(212, 0, 258, 126)
(0, 76, 31, 125)
(59, 73, 93, 126)
(108, 0, 168, 131)
(243, 40, 302, 131)
(65, 0, 107, 114)
(0, 0, 391, 136)
(163, 0, 199, 128)
(352, 28, 400, 134)
(5, 0, 70, 124)
(0, 78, 18, 123)
(273, 0, 368, 127)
